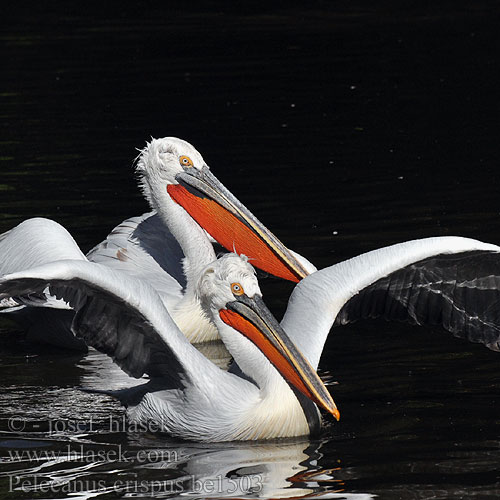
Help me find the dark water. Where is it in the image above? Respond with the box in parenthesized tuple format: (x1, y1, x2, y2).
(1, 3, 500, 498)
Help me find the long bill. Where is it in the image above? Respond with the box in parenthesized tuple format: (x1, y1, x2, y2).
(168, 167, 310, 283)
(219, 294, 340, 420)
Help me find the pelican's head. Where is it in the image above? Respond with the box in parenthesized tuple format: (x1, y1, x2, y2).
(136, 137, 313, 283)
(198, 253, 340, 421)
(197, 253, 260, 312)
(135, 137, 207, 205)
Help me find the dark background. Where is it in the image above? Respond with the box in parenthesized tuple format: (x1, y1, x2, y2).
(1, 2, 500, 498)
(2, 2, 499, 254)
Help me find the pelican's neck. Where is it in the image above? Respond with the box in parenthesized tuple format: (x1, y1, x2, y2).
(154, 191, 217, 291)
(147, 188, 219, 342)
(214, 316, 302, 400)
(212, 316, 312, 439)
(170, 291, 219, 342)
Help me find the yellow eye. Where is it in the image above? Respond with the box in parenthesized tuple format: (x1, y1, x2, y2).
(231, 282, 244, 296)
(179, 155, 193, 167)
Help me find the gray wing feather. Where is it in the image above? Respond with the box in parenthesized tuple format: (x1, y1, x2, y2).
(0, 261, 196, 386)
(335, 251, 500, 351)
(86, 212, 186, 308)
(282, 236, 500, 368)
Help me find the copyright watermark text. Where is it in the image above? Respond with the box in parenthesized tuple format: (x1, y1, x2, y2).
(8, 474, 264, 495)
(3, 444, 176, 464)
(7, 415, 162, 435)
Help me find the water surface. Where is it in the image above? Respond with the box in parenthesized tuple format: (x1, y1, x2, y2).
(1, 3, 499, 498)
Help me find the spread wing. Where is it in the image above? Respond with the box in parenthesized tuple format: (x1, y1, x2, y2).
(86, 212, 186, 309)
(0, 217, 87, 311)
(0, 259, 219, 385)
(0, 218, 87, 275)
(281, 237, 500, 368)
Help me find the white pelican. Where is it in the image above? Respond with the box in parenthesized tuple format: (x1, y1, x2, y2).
(1, 138, 315, 345)
(86, 137, 316, 343)
(1, 221, 499, 438)
(0, 250, 339, 442)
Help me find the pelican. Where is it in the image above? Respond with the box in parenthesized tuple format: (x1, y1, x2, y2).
(1, 137, 315, 345)
(87, 137, 316, 343)
(1, 222, 499, 439)
(0, 251, 339, 442)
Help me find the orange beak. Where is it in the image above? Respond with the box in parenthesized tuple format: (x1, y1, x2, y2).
(168, 167, 311, 283)
(219, 294, 339, 420)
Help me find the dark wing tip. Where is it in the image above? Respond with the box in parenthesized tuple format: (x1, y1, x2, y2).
(335, 250, 500, 351)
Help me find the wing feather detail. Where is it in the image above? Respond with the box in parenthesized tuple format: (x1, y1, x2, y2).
(86, 212, 186, 308)
(335, 251, 500, 350)
(281, 237, 500, 368)
(0, 260, 209, 385)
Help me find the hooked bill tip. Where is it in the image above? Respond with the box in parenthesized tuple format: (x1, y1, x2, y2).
(331, 407, 340, 421)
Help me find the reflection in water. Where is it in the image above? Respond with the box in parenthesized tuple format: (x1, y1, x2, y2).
(0, 341, 374, 499)
(0, 435, 374, 499)
(3, 343, 498, 498)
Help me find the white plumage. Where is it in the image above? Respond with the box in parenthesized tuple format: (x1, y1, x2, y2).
(0, 138, 315, 346)
(0, 249, 335, 441)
